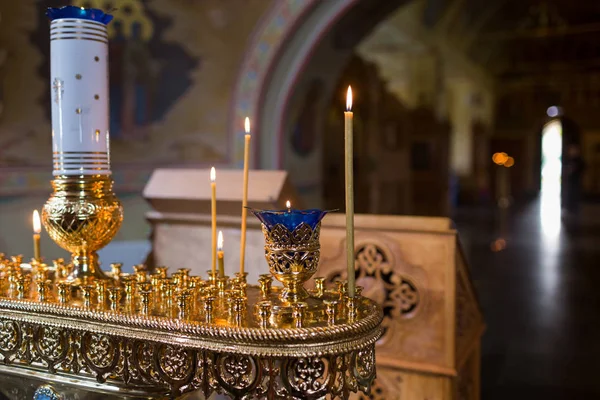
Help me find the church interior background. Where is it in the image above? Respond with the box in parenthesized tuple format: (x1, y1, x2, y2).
(1, 0, 600, 399)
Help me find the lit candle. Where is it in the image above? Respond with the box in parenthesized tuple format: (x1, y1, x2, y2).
(286, 200, 291, 213)
(33, 210, 41, 262)
(345, 86, 356, 298)
(218, 231, 225, 278)
(210, 167, 217, 276)
(239, 117, 251, 275)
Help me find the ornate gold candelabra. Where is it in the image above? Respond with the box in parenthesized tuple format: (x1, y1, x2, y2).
(41, 175, 123, 284)
(0, 181, 382, 400)
(0, 254, 382, 399)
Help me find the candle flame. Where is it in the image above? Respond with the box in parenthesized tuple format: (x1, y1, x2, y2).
(33, 210, 41, 234)
(217, 230, 223, 251)
(244, 117, 250, 134)
(286, 200, 291, 209)
(346, 86, 352, 111)
(210, 167, 216, 182)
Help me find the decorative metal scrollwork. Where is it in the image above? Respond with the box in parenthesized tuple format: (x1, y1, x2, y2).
(156, 344, 194, 382)
(0, 316, 379, 399)
(33, 327, 68, 373)
(0, 320, 19, 352)
(81, 333, 120, 382)
(215, 353, 260, 398)
(282, 356, 330, 399)
(264, 223, 321, 276)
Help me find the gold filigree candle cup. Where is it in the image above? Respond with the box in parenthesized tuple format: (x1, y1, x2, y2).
(261, 222, 321, 303)
(41, 176, 123, 285)
(252, 208, 328, 304)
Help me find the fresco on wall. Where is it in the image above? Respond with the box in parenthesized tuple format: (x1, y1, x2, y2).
(0, 0, 271, 194)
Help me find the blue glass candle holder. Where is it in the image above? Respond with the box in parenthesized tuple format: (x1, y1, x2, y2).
(251, 208, 328, 303)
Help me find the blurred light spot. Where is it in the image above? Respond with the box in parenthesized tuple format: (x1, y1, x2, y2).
(493, 152, 509, 165)
(491, 238, 507, 252)
(504, 156, 515, 167)
(547, 106, 559, 118)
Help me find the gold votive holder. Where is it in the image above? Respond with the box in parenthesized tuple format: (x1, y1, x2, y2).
(325, 299, 338, 326)
(56, 282, 70, 305)
(108, 286, 123, 312)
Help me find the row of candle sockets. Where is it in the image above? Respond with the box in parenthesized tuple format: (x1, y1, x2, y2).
(0, 255, 362, 328)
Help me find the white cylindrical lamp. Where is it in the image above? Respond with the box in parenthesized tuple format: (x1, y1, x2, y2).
(48, 6, 114, 176)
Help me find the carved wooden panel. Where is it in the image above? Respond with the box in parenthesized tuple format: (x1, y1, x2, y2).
(318, 213, 484, 400)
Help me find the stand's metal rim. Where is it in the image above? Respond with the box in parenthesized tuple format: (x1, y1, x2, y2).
(0, 300, 383, 357)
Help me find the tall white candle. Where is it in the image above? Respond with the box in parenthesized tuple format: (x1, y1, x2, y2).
(345, 86, 356, 298)
(50, 16, 111, 176)
(211, 167, 217, 276)
(239, 117, 251, 275)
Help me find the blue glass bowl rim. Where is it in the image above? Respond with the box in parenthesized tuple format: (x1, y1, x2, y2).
(47, 6, 114, 25)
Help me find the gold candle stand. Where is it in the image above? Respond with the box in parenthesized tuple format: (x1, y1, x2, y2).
(0, 255, 382, 399)
(41, 175, 123, 284)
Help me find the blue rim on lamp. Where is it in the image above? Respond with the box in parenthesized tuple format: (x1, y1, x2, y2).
(250, 208, 328, 232)
(46, 6, 114, 24)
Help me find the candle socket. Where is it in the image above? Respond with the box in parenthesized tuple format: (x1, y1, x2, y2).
(135, 271, 147, 284)
(56, 283, 70, 305)
(292, 302, 307, 328)
(258, 274, 272, 298)
(111, 263, 123, 282)
(53, 258, 68, 280)
(346, 297, 357, 323)
(108, 287, 123, 312)
(337, 280, 348, 300)
(123, 277, 136, 310)
(155, 266, 168, 278)
(162, 280, 175, 313)
(133, 264, 146, 275)
(139, 290, 152, 316)
(257, 301, 272, 328)
(95, 280, 108, 310)
(203, 296, 215, 323)
(355, 286, 363, 297)
(15, 277, 29, 300)
(176, 290, 191, 320)
(314, 277, 325, 298)
(36, 279, 50, 303)
(81, 285, 94, 310)
(217, 276, 228, 296)
(207, 271, 218, 287)
(229, 297, 246, 327)
(235, 272, 248, 285)
(325, 300, 338, 326)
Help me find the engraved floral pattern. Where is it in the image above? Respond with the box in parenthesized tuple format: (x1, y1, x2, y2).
(0, 321, 18, 351)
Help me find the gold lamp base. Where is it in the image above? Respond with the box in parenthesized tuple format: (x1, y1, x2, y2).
(41, 175, 123, 284)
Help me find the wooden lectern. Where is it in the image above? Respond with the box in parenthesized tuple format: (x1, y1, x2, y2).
(143, 168, 300, 281)
(318, 214, 484, 400)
